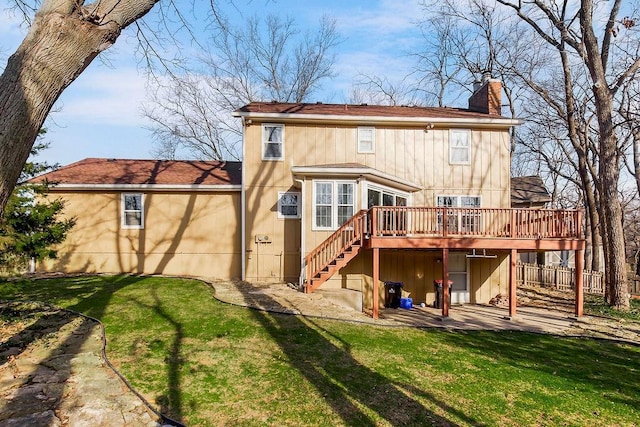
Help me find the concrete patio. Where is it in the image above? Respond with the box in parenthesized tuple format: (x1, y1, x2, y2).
(209, 280, 582, 335)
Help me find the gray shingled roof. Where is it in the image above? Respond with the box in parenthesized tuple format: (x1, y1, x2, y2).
(511, 176, 552, 206)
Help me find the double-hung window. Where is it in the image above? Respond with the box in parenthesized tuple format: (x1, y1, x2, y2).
(278, 192, 301, 219)
(122, 193, 144, 229)
(263, 124, 284, 160)
(357, 127, 375, 153)
(449, 129, 471, 164)
(313, 181, 355, 230)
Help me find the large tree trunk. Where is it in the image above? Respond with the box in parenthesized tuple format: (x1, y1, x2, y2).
(580, 0, 629, 309)
(0, 0, 159, 216)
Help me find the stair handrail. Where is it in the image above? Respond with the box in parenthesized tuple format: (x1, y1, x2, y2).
(304, 209, 368, 286)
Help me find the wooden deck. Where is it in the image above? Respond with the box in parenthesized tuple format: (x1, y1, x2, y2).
(366, 206, 584, 251)
(304, 206, 586, 319)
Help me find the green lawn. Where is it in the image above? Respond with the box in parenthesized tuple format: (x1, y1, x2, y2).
(1, 275, 639, 426)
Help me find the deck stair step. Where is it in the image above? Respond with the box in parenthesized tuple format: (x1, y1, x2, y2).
(304, 210, 368, 294)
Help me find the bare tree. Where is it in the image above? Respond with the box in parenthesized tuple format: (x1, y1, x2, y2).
(494, 0, 640, 309)
(0, 0, 165, 216)
(144, 14, 340, 160)
(415, 1, 639, 307)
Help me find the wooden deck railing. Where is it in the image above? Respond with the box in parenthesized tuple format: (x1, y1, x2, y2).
(304, 209, 368, 284)
(370, 207, 582, 239)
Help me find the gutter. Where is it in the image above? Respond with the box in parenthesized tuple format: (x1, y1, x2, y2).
(232, 111, 523, 127)
(46, 184, 241, 192)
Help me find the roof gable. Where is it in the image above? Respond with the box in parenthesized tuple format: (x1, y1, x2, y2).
(31, 158, 242, 187)
(511, 176, 552, 205)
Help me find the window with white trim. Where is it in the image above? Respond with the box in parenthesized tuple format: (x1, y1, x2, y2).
(262, 124, 284, 160)
(357, 126, 375, 153)
(277, 192, 301, 219)
(367, 185, 410, 235)
(437, 195, 481, 233)
(122, 193, 144, 229)
(313, 181, 355, 230)
(449, 129, 471, 164)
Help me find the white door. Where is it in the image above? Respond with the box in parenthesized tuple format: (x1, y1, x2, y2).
(449, 253, 469, 304)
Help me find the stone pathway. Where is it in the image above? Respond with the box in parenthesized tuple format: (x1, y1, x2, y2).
(0, 302, 164, 427)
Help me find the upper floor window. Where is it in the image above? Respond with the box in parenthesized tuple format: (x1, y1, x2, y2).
(357, 127, 375, 153)
(313, 181, 355, 230)
(449, 129, 471, 164)
(263, 124, 284, 160)
(278, 192, 301, 219)
(122, 193, 144, 229)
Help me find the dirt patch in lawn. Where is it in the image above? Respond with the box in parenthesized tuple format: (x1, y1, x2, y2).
(516, 284, 640, 344)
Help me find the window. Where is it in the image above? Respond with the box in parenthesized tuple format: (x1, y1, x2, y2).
(337, 183, 354, 225)
(313, 181, 355, 230)
(263, 124, 284, 160)
(278, 192, 301, 219)
(315, 182, 333, 228)
(449, 129, 471, 164)
(357, 127, 375, 153)
(367, 186, 409, 208)
(460, 196, 481, 233)
(122, 193, 144, 229)
(437, 195, 481, 233)
(367, 186, 409, 234)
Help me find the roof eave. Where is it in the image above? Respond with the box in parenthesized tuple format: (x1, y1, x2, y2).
(46, 184, 242, 192)
(232, 111, 523, 127)
(291, 166, 422, 192)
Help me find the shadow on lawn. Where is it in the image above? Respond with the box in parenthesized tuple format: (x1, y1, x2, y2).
(129, 285, 184, 422)
(0, 275, 144, 423)
(438, 330, 640, 409)
(235, 285, 482, 426)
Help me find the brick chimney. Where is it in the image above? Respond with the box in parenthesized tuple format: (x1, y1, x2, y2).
(468, 73, 502, 115)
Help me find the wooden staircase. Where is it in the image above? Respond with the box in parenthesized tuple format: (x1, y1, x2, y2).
(304, 210, 368, 293)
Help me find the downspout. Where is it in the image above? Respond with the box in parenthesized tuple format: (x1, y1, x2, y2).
(241, 118, 247, 281)
(295, 177, 305, 290)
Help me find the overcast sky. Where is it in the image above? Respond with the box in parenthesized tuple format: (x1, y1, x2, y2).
(0, 0, 429, 165)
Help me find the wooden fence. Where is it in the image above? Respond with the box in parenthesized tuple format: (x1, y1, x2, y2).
(516, 263, 604, 294)
(516, 263, 640, 296)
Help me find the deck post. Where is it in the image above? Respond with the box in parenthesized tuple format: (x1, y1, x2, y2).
(575, 248, 584, 317)
(373, 247, 380, 319)
(509, 249, 517, 318)
(371, 207, 378, 237)
(442, 248, 450, 318)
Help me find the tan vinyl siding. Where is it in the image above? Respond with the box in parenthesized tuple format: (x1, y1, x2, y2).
(243, 120, 513, 290)
(40, 191, 241, 279)
(318, 250, 509, 307)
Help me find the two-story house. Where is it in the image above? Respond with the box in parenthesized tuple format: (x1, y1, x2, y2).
(35, 78, 586, 318)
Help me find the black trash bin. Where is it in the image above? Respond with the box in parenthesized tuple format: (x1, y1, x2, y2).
(433, 280, 453, 308)
(384, 282, 403, 308)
